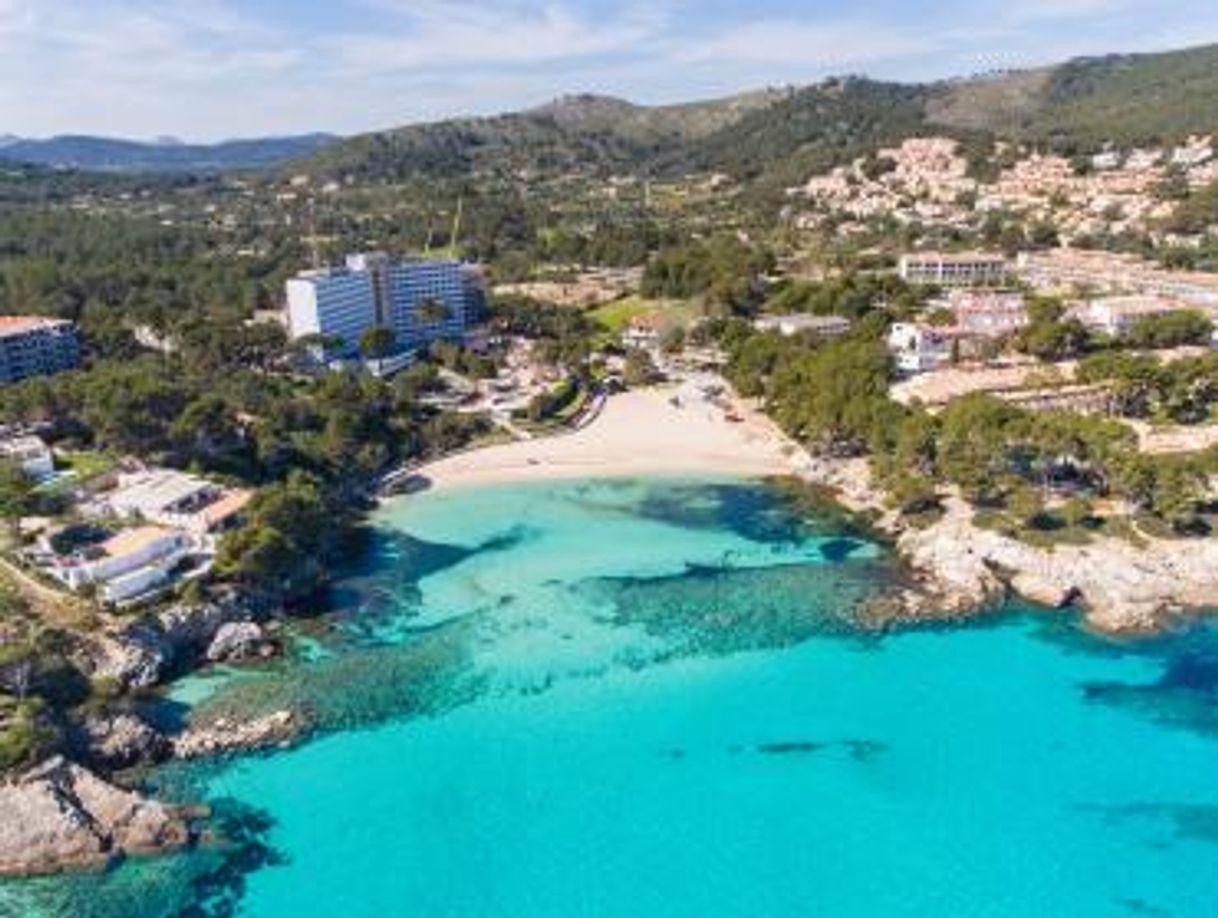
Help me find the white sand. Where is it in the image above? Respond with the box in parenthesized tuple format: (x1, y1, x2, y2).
(415, 383, 796, 491)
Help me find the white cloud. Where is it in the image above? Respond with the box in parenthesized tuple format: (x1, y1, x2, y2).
(325, 2, 666, 75)
(1, 0, 1217, 139)
(667, 19, 940, 69)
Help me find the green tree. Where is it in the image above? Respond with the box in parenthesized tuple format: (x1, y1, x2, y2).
(623, 350, 660, 388)
(359, 325, 397, 361)
(415, 298, 451, 326)
(0, 461, 36, 526)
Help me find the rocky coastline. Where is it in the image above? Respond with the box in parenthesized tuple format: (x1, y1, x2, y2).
(0, 757, 202, 878)
(792, 452, 1218, 635)
(7, 406, 1218, 880)
(0, 595, 305, 880)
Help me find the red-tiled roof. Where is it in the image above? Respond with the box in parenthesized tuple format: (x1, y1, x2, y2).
(0, 316, 72, 338)
(200, 489, 253, 528)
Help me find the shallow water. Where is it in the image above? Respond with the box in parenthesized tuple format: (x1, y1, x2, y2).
(4, 477, 1218, 918)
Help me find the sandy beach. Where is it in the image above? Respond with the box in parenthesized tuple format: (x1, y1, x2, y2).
(414, 381, 796, 490)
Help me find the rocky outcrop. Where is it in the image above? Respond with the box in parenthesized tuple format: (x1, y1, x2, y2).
(205, 622, 275, 663)
(892, 494, 1218, 633)
(0, 757, 197, 878)
(793, 453, 1218, 635)
(76, 714, 171, 772)
(172, 710, 300, 760)
(87, 598, 267, 690)
(88, 629, 169, 691)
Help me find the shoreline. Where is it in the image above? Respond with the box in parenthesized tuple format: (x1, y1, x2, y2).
(5, 376, 1213, 880)
(397, 376, 1218, 636)
(402, 383, 795, 493)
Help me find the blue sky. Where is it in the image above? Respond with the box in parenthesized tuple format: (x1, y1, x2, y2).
(3, 0, 1218, 140)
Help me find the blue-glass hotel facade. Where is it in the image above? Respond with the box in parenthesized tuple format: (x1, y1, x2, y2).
(285, 253, 485, 360)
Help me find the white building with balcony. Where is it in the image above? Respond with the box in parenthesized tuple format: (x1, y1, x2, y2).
(47, 526, 191, 605)
(887, 323, 961, 374)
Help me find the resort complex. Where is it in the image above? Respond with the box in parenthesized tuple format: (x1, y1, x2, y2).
(18, 467, 251, 606)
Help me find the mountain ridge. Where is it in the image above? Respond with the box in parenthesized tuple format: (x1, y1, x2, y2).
(7, 41, 1218, 179)
(295, 42, 1218, 184)
(0, 132, 340, 174)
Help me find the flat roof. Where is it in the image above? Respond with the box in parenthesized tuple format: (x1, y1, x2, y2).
(0, 435, 48, 453)
(201, 489, 253, 527)
(110, 470, 213, 513)
(756, 314, 851, 328)
(102, 526, 176, 559)
(902, 251, 1007, 265)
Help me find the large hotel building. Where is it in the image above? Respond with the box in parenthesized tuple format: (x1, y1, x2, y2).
(0, 316, 81, 385)
(285, 253, 485, 360)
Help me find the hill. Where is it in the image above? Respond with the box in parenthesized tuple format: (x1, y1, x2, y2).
(929, 43, 1218, 150)
(299, 90, 786, 182)
(298, 42, 1218, 186)
(0, 133, 340, 173)
(673, 78, 932, 185)
(12, 41, 1217, 182)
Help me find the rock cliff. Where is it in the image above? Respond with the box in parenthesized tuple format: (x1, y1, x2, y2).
(87, 597, 265, 690)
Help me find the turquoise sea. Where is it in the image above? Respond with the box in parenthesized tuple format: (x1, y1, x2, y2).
(5, 477, 1218, 917)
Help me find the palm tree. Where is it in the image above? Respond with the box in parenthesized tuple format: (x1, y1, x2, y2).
(416, 297, 451, 328)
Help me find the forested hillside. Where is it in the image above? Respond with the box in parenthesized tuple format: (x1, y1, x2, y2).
(300, 90, 782, 182)
(299, 42, 1218, 186)
(929, 43, 1218, 151)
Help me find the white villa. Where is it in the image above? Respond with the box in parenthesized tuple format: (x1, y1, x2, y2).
(753, 314, 852, 339)
(44, 526, 191, 605)
(106, 469, 251, 544)
(1069, 296, 1200, 337)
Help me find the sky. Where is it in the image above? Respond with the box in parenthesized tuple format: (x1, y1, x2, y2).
(3, 0, 1218, 141)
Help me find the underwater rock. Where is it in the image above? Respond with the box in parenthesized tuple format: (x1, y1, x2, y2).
(172, 710, 300, 760)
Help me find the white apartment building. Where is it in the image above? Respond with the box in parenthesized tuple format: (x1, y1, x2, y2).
(899, 252, 1009, 287)
(1017, 249, 1218, 307)
(1070, 296, 1200, 337)
(106, 469, 250, 539)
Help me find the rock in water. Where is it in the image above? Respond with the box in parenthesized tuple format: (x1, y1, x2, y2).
(205, 621, 272, 662)
(0, 757, 194, 877)
(172, 710, 299, 759)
